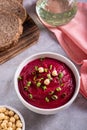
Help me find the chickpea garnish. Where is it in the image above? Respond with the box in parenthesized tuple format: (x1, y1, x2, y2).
(44, 79, 50, 85)
(52, 70, 58, 76)
(38, 67, 44, 73)
(0, 107, 23, 130)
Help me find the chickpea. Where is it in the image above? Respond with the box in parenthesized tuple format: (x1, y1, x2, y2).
(44, 79, 50, 85)
(3, 120, 8, 125)
(0, 113, 5, 120)
(52, 70, 58, 76)
(38, 67, 44, 73)
(4, 116, 9, 120)
(10, 117, 15, 123)
(16, 120, 22, 128)
(7, 127, 13, 130)
(16, 128, 22, 130)
(14, 114, 19, 120)
(12, 123, 16, 130)
(5, 110, 9, 116)
(0, 107, 7, 113)
(8, 111, 14, 116)
(8, 122, 13, 127)
(0, 107, 23, 130)
(0, 120, 2, 124)
(1, 122, 7, 129)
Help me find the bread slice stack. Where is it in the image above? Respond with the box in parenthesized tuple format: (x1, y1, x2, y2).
(0, 0, 27, 52)
(16, 0, 23, 4)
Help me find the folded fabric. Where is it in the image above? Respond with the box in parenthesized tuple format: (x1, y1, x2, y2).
(38, 2, 87, 99)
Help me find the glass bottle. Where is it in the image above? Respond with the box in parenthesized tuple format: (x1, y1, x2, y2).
(36, 0, 77, 26)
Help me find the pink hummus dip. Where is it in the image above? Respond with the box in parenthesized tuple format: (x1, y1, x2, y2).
(18, 57, 76, 109)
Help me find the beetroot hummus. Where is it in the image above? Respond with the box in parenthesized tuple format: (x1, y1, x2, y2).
(18, 57, 76, 109)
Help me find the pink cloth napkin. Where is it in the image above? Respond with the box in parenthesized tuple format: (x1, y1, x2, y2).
(39, 2, 87, 99)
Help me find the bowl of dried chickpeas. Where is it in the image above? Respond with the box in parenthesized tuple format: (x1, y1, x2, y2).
(0, 105, 25, 130)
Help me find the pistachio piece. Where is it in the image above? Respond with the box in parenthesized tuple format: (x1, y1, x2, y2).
(56, 87, 62, 92)
(24, 86, 28, 91)
(49, 91, 54, 95)
(58, 72, 64, 79)
(44, 68, 48, 72)
(40, 57, 45, 61)
(42, 86, 47, 90)
(47, 74, 52, 80)
(45, 97, 49, 102)
(18, 76, 22, 80)
(62, 93, 66, 98)
(29, 94, 33, 99)
(50, 65, 52, 70)
(27, 81, 31, 87)
(36, 82, 41, 87)
(51, 95, 58, 100)
(60, 83, 64, 87)
(35, 66, 38, 71)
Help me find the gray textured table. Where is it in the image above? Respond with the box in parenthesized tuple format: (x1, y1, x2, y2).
(0, 0, 87, 130)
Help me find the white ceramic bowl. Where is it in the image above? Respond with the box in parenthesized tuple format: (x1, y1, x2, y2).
(0, 105, 25, 130)
(14, 52, 80, 115)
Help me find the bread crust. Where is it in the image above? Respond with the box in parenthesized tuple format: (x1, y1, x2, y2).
(0, 11, 23, 52)
(0, 0, 27, 23)
(16, 0, 23, 4)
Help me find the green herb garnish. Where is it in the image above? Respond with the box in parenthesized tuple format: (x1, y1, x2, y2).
(58, 72, 64, 79)
(38, 78, 44, 82)
(49, 91, 54, 95)
(29, 94, 33, 99)
(56, 87, 62, 92)
(42, 86, 47, 90)
(24, 86, 28, 91)
(27, 81, 31, 86)
(33, 76, 37, 81)
(47, 74, 52, 80)
(18, 76, 22, 80)
(32, 71, 35, 75)
(45, 97, 49, 102)
(44, 68, 48, 72)
(50, 65, 52, 70)
(40, 78, 44, 81)
(36, 82, 41, 87)
(35, 66, 38, 71)
(51, 95, 58, 100)
(60, 83, 64, 87)
(61, 93, 66, 98)
(40, 57, 45, 61)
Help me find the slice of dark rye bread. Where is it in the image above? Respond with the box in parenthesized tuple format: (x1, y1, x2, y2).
(0, 11, 23, 52)
(16, 0, 23, 4)
(0, 0, 26, 23)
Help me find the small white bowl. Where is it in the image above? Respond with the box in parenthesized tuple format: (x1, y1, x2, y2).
(0, 105, 25, 130)
(14, 52, 80, 115)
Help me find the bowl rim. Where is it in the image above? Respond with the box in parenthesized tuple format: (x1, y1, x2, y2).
(0, 105, 25, 130)
(14, 52, 80, 114)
